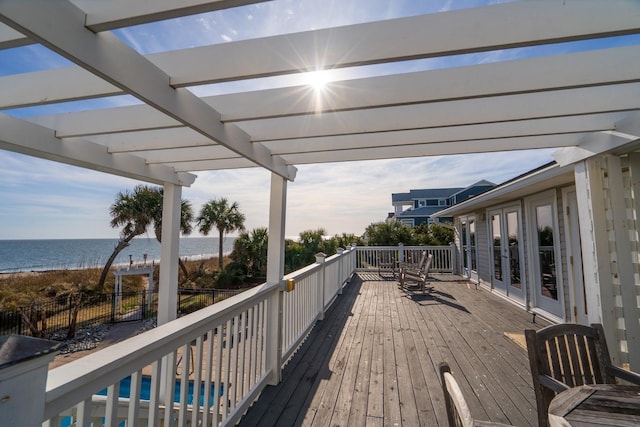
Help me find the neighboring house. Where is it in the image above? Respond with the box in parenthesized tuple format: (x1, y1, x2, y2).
(390, 180, 495, 226)
(432, 151, 640, 373)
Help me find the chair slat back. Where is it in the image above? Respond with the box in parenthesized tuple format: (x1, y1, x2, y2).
(526, 323, 618, 427)
(423, 253, 433, 274)
(538, 325, 608, 387)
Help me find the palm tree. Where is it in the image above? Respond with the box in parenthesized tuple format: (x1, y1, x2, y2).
(98, 185, 194, 290)
(231, 227, 268, 277)
(197, 198, 246, 270)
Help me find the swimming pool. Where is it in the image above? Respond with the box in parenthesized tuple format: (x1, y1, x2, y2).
(95, 374, 222, 406)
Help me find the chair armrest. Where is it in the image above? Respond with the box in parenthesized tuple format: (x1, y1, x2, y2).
(607, 365, 640, 385)
(538, 375, 571, 393)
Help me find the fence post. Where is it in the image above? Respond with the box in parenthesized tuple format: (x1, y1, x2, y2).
(337, 248, 344, 293)
(315, 253, 327, 320)
(0, 335, 59, 426)
(110, 292, 116, 324)
(449, 243, 456, 274)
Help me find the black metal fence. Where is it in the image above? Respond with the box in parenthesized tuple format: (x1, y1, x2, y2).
(0, 288, 243, 339)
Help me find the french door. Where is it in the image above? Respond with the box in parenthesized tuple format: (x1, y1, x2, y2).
(488, 205, 525, 304)
(460, 217, 477, 280)
(527, 191, 564, 319)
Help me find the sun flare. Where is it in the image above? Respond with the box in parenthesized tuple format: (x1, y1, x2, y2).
(306, 70, 331, 91)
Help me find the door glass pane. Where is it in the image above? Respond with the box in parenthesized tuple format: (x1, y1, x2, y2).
(491, 214, 502, 281)
(470, 220, 477, 271)
(462, 221, 468, 269)
(536, 204, 558, 300)
(507, 211, 522, 289)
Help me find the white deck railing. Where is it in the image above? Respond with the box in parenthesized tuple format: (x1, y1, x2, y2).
(28, 245, 448, 426)
(40, 247, 356, 427)
(355, 244, 455, 273)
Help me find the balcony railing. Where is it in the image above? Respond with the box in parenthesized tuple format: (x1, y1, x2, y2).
(355, 244, 455, 273)
(3, 245, 447, 426)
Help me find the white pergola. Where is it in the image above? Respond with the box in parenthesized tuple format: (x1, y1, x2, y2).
(1, 0, 640, 328)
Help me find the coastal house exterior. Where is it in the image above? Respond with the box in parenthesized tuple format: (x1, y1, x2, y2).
(433, 152, 640, 373)
(391, 181, 495, 226)
(0, 1, 639, 425)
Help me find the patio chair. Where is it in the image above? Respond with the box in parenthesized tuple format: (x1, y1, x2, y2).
(525, 323, 640, 427)
(439, 362, 514, 427)
(400, 253, 433, 293)
(377, 250, 397, 278)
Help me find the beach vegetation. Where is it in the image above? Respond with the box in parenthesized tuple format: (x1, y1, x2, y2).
(197, 198, 246, 270)
(98, 185, 194, 290)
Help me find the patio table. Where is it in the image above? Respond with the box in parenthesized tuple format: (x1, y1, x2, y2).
(548, 383, 640, 426)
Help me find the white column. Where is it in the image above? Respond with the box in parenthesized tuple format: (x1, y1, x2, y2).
(157, 183, 181, 326)
(157, 183, 181, 408)
(265, 173, 287, 385)
(574, 159, 619, 360)
(316, 252, 327, 320)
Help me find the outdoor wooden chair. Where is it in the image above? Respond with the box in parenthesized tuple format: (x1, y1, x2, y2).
(439, 362, 514, 427)
(400, 253, 433, 293)
(525, 323, 640, 427)
(399, 250, 427, 271)
(377, 250, 397, 278)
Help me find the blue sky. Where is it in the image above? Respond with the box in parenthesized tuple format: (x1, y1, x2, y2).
(0, 0, 636, 240)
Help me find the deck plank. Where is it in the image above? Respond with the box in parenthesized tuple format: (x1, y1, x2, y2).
(238, 274, 547, 427)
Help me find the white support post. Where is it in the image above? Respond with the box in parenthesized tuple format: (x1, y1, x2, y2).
(574, 159, 619, 362)
(398, 243, 404, 264)
(157, 183, 181, 326)
(157, 183, 181, 406)
(265, 173, 287, 385)
(316, 252, 327, 319)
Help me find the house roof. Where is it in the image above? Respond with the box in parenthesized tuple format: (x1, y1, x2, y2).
(432, 162, 576, 218)
(0, 1, 639, 186)
(396, 206, 447, 218)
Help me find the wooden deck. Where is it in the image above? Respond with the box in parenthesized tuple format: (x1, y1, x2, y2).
(239, 273, 551, 426)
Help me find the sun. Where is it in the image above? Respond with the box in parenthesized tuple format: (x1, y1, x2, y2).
(305, 70, 331, 91)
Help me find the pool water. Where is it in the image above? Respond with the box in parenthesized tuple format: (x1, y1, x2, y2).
(96, 375, 223, 406)
(60, 376, 223, 426)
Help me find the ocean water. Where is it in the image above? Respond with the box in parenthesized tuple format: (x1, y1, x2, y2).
(0, 237, 235, 273)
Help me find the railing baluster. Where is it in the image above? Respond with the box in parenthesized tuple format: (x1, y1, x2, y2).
(105, 381, 119, 427)
(191, 335, 204, 427)
(202, 329, 214, 427)
(128, 370, 142, 425)
(148, 361, 162, 427)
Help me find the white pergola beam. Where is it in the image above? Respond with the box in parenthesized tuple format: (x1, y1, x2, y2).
(76, 0, 268, 32)
(2, 24, 638, 112)
(243, 84, 640, 141)
(23, 83, 640, 142)
(207, 45, 640, 121)
(80, 128, 215, 153)
(0, 0, 294, 180)
(279, 134, 587, 165)
(263, 114, 625, 154)
(154, 0, 640, 85)
(0, 113, 195, 186)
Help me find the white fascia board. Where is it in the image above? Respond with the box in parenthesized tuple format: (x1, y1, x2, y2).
(0, 0, 294, 180)
(279, 134, 582, 165)
(242, 84, 640, 141)
(0, 114, 196, 186)
(76, 0, 268, 32)
(262, 115, 623, 154)
(207, 45, 640, 121)
(432, 164, 575, 218)
(155, 0, 640, 85)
